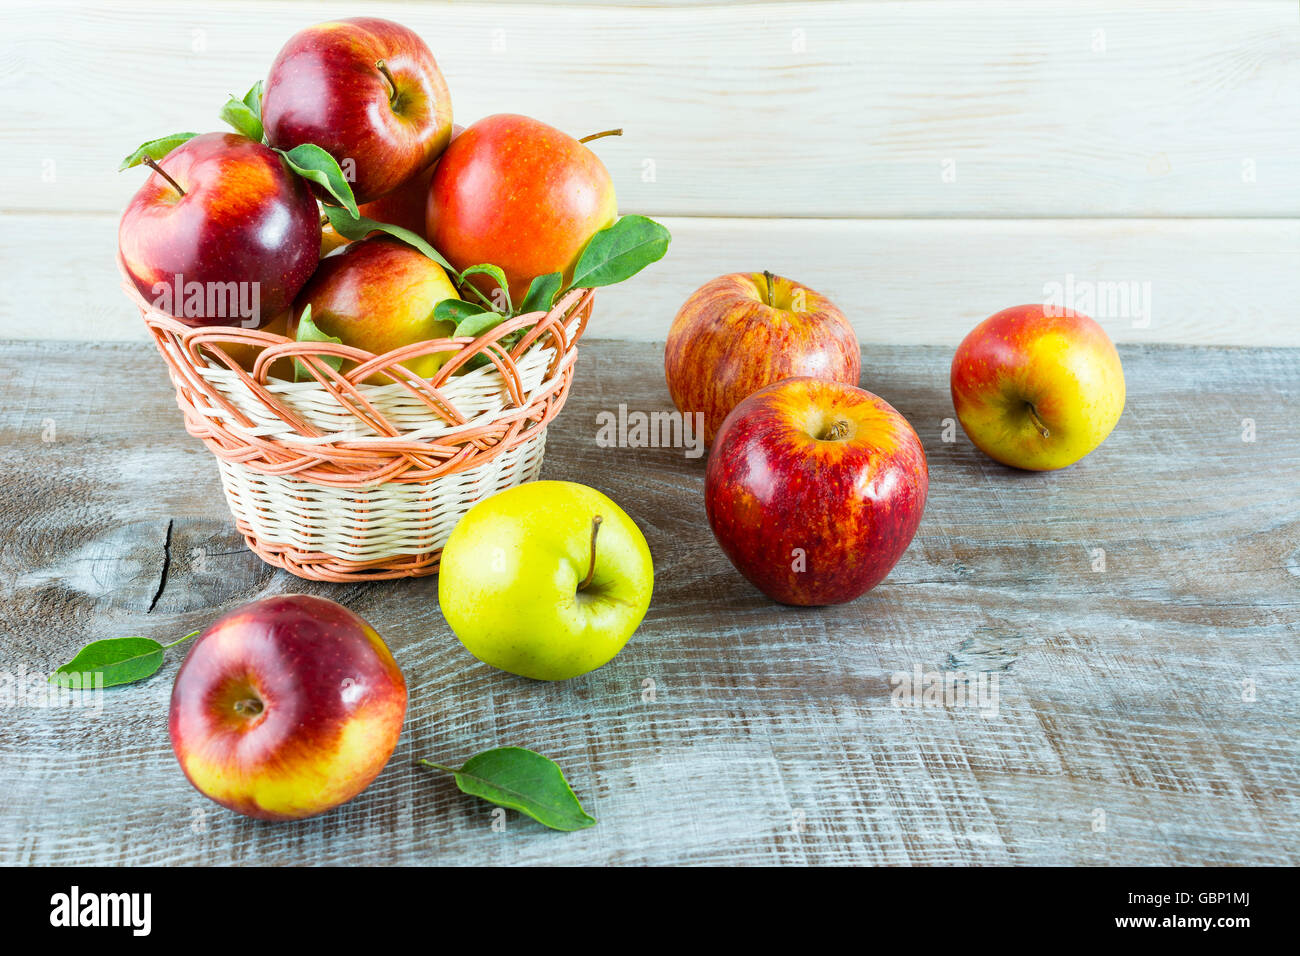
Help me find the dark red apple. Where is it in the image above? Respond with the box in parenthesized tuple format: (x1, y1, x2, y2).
(426, 114, 618, 304)
(706, 377, 928, 606)
(169, 594, 407, 821)
(262, 17, 454, 205)
(118, 132, 320, 328)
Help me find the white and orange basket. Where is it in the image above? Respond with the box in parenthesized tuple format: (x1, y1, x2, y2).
(121, 266, 593, 581)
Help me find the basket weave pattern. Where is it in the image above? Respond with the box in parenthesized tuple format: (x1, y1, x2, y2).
(122, 273, 593, 581)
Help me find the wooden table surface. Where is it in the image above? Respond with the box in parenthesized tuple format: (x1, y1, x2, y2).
(1, 339, 1296, 866)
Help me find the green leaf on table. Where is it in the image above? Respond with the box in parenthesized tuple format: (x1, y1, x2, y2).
(321, 205, 457, 272)
(220, 92, 264, 143)
(276, 143, 359, 217)
(118, 132, 200, 171)
(517, 272, 563, 316)
(568, 215, 671, 290)
(49, 629, 199, 689)
(293, 304, 344, 382)
(421, 747, 596, 832)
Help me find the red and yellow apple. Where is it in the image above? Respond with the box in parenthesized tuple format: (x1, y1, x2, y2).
(262, 17, 454, 204)
(289, 235, 460, 382)
(426, 114, 618, 304)
(950, 304, 1125, 470)
(665, 272, 860, 444)
(706, 377, 928, 606)
(118, 132, 320, 328)
(169, 594, 407, 821)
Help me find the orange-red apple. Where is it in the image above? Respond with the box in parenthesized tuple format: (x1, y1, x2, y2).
(169, 595, 407, 821)
(426, 114, 618, 304)
(706, 378, 927, 606)
(950, 304, 1125, 470)
(665, 272, 860, 444)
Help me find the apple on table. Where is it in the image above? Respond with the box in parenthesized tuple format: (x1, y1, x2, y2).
(706, 377, 928, 606)
(438, 481, 654, 681)
(950, 304, 1126, 470)
(169, 595, 407, 821)
(665, 271, 860, 444)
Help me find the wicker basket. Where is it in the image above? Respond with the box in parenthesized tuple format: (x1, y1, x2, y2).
(121, 268, 593, 581)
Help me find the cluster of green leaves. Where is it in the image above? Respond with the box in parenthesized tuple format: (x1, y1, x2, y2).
(121, 81, 672, 369)
(50, 633, 596, 832)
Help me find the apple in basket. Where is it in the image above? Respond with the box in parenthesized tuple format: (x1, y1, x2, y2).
(118, 132, 321, 328)
(427, 114, 620, 304)
(288, 235, 461, 383)
(262, 17, 454, 205)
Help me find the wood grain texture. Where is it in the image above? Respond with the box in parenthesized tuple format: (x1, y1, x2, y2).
(5, 213, 1299, 346)
(3, 1, 1297, 218)
(0, 338, 1296, 865)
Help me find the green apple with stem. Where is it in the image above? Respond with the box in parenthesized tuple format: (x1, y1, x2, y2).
(438, 481, 653, 681)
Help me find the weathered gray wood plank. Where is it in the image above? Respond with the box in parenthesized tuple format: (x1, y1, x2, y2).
(0, 339, 1296, 865)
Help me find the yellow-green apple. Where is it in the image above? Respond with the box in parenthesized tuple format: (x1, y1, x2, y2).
(665, 272, 860, 444)
(169, 594, 407, 821)
(262, 17, 454, 204)
(706, 378, 927, 606)
(426, 114, 618, 304)
(950, 304, 1125, 470)
(289, 235, 460, 383)
(118, 132, 320, 328)
(438, 481, 654, 681)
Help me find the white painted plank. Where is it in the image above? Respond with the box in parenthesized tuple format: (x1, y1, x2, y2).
(5, 212, 1297, 346)
(2, 1, 1297, 217)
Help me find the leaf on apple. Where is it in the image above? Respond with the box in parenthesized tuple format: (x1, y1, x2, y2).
(321, 205, 458, 274)
(220, 85, 264, 144)
(277, 143, 359, 218)
(568, 215, 671, 290)
(420, 747, 596, 832)
(49, 631, 199, 689)
(118, 132, 200, 171)
(518, 272, 564, 316)
(434, 298, 490, 330)
(293, 304, 345, 382)
(458, 263, 513, 315)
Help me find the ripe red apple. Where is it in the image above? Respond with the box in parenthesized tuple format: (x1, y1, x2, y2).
(706, 377, 928, 606)
(118, 132, 320, 328)
(169, 594, 407, 821)
(950, 304, 1126, 470)
(665, 272, 860, 444)
(426, 114, 618, 304)
(289, 235, 460, 382)
(262, 17, 454, 205)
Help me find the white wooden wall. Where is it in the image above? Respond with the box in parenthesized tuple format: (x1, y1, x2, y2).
(2, 1, 1297, 344)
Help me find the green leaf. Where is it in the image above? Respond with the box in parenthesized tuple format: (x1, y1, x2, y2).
(48, 629, 199, 689)
(568, 215, 671, 290)
(242, 80, 264, 120)
(118, 132, 200, 171)
(422, 748, 596, 832)
(322, 205, 456, 272)
(220, 94, 263, 143)
(433, 298, 489, 329)
(293, 304, 345, 382)
(277, 144, 359, 217)
(517, 272, 563, 316)
(459, 264, 512, 314)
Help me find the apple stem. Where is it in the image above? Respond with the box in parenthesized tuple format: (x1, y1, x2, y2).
(1026, 404, 1051, 438)
(763, 270, 776, 307)
(578, 128, 624, 144)
(143, 156, 186, 197)
(819, 419, 851, 442)
(375, 59, 400, 107)
(577, 515, 604, 592)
